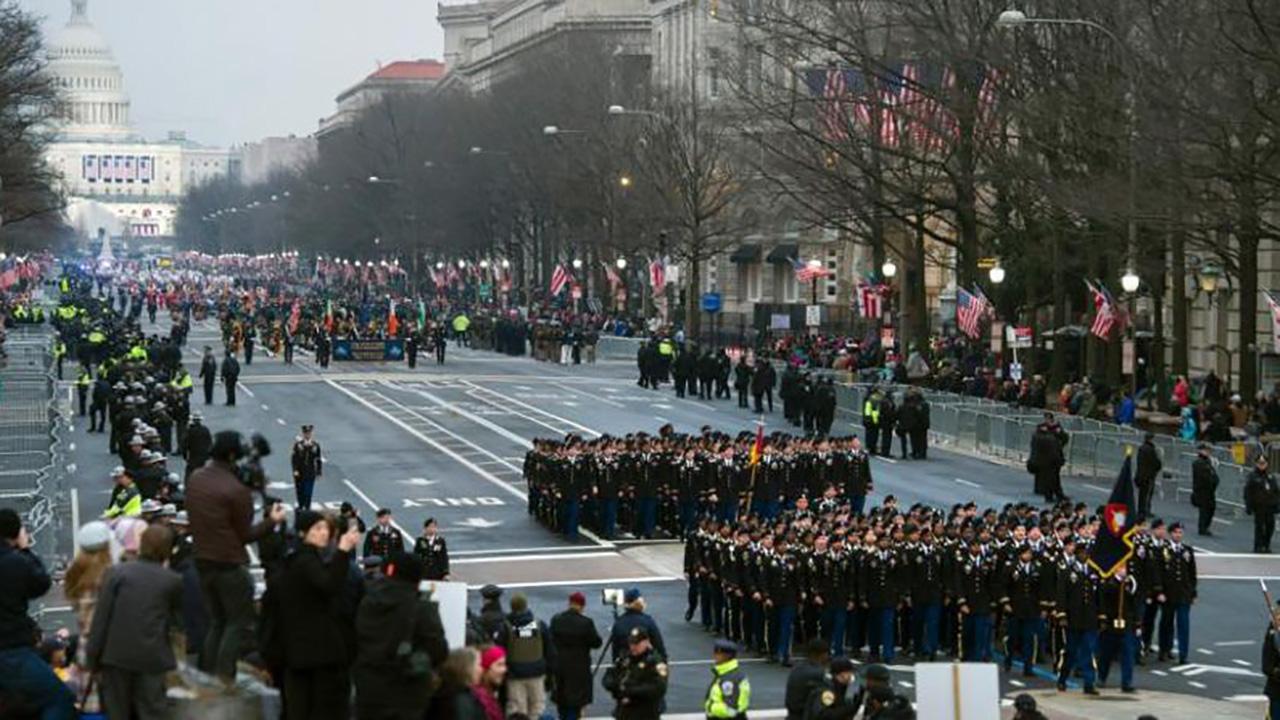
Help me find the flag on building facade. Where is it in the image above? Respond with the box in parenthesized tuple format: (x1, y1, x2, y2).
(1266, 290, 1280, 353)
(648, 258, 666, 290)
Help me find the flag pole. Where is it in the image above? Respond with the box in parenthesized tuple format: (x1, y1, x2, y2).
(740, 416, 765, 522)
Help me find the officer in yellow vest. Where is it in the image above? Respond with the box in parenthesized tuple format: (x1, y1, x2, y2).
(863, 388, 882, 456)
(704, 640, 750, 719)
(170, 367, 194, 394)
(59, 276, 70, 294)
(103, 466, 142, 519)
(76, 366, 91, 416)
(53, 340, 66, 380)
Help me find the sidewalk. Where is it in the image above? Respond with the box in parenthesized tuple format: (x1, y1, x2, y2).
(1013, 687, 1265, 719)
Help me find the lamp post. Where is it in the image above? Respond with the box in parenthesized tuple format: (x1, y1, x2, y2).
(881, 260, 898, 341)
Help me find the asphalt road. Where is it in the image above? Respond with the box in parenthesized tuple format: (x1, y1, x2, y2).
(55, 317, 1278, 715)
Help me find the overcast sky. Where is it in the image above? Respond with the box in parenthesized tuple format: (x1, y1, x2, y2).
(25, 0, 443, 147)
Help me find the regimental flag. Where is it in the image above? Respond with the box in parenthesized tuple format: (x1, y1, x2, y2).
(550, 264, 573, 297)
(1265, 290, 1280, 353)
(1088, 279, 1118, 341)
(387, 297, 399, 336)
(1088, 454, 1138, 579)
(956, 287, 987, 339)
(748, 420, 765, 467)
(791, 255, 832, 283)
(856, 283, 883, 319)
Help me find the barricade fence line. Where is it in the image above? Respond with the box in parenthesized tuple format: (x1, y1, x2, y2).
(826, 379, 1254, 518)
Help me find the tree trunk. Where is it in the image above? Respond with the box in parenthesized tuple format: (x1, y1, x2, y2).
(685, 250, 702, 340)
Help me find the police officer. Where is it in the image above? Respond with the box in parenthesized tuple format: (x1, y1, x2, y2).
(75, 365, 91, 417)
(103, 466, 142, 519)
(705, 639, 750, 719)
(198, 346, 217, 405)
(89, 371, 110, 433)
(805, 656, 861, 720)
(1191, 443, 1220, 536)
(1244, 456, 1278, 553)
(604, 626, 668, 720)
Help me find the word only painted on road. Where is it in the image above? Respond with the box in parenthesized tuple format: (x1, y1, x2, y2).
(401, 496, 506, 508)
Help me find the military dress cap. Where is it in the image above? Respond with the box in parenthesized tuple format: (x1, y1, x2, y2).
(713, 639, 738, 655)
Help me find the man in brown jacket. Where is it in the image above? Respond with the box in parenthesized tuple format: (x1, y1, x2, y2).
(186, 430, 285, 682)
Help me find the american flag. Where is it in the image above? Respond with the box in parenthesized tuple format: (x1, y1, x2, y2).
(792, 256, 832, 283)
(602, 261, 622, 289)
(648, 258, 666, 290)
(1088, 280, 1118, 340)
(805, 61, 999, 151)
(856, 283, 883, 319)
(956, 287, 988, 339)
(971, 284, 996, 320)
(821, 67, 848, 141)
(550, 264, 573, 296)
(1265, 289, 1280, 352)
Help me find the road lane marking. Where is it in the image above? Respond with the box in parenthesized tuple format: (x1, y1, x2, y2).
(1083, 484, 1109, 493)
(237, 383, 255, 398)
(275, 418, 286, 426)
(1008, 680, 1024, 688)
(464, 380, 599, 437)
(1197, 648, 1215, 656)
(554, 381, 625, 408)
(1187, 681, 1207, 689)
(261, 404, 270, 411)
(1233, 659, 1253, 667)
(470, 575, 681, 590)
(452, 552, 617, 565)
(452, 545, 598, 557)
(1215, 641, 1256, 647)
(392, 381, 530, 448)
(954, 478, 980, 488)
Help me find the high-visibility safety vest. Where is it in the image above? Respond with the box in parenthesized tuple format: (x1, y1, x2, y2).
(59, 278, 70, 294)
(863, 398, 880, 425)
(103, 484, 142, 519)
(658, 340, 675, 357)
(77, 370, 92, 388)
(452, 315, 471, 333)
(53, 341, 66, 358)
(704, 659, 750, 719)
(171, 372, 193, 391)
(88, 331, 106, 345)
(128, 345, 148, 362)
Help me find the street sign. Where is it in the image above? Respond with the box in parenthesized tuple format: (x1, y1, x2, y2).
(977, 257, 998, 270)
(805, 304, 822, 327)
(770, 313, 791, 330)
(701, 291, 722, 314)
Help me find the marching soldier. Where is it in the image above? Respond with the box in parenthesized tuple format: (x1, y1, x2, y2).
(1097, 563, 1141, 692)
(1055, 543, 1101, 695)
(954, 537, 998, 662)
(1159, 522, 1197, 665)
(290, 423, 323, 511)
(1001, 542, 1047, 675)
(604, 627, 668, 720)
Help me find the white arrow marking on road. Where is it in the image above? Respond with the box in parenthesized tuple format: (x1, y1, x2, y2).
(399, 478, 438, 486)
(1187, 681, 1207, 689)
(267, 482, 293, 490)
(456, 517, 502, 529)
(1175, 663, 1264, 678)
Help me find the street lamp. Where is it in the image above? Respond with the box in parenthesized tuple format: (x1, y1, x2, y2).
(1199, 265, 1221, 294)
(435, 261, 445, 270)
(608, 105, 626, 115)
(572, 258, 584, 270)
(995, 9, 1028, 27)
(615, 257, 628, 270)
(881, 260, 897, 279)
(989, 265, 1006, 285)
(1121, 269, 1141, 294)
(619, 175, 633, 189)
(479, 259, 490, 269)
(501, 259, 510, 269)
(457, 259, 467, 269)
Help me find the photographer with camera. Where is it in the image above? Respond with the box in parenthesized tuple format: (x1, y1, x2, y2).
(186, 430, 287, 684)
(603, 626, 667, 720)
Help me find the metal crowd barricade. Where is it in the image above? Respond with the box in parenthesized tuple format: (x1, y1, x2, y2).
(0, 324, 67, 569)
(819, 374, 1254, 513)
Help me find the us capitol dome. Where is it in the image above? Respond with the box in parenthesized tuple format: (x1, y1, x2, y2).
(44, 0, 135, 141)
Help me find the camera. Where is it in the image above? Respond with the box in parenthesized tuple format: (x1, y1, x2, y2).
(236, 432, 272, 493)
(601, 588, 625, 607)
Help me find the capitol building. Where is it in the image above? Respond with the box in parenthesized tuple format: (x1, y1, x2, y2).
(42, 0, 235, 243)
